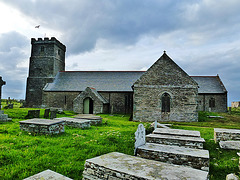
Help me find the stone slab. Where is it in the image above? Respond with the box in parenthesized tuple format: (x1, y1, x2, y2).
(19, 118, 64, 125)
(214, 128, 240, 142)
(74, 114, 102, 120)
(19, 119, 65, 134)
(83, 152, 209, 180)
(74, 114, 102, 125)
(24, 169, 72, 180)
(153, 128, 201, 137)
(54, 117, 91, 128)
(219, 141, 240, 150)
(137, 143, 209, 171)
(146, 133, 205, 149)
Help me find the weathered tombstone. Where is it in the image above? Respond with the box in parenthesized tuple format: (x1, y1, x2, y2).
(26, 110, 40, 119)
(44, 108, 50, 118)
(50, 110, 57, 119)
(134, 123, 145, 155)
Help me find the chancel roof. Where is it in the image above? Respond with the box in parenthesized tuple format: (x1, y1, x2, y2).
(43, 71, 227, 94)
(191, 76, 227, 94)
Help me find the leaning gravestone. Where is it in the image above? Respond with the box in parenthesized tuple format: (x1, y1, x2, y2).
(134, 124, 145, 155)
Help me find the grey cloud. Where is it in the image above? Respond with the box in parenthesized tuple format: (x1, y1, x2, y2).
(0, 31, 29, 99)
(4, 0, 185, 54)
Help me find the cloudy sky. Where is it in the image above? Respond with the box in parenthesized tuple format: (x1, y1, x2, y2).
(0, 0, 239, 106)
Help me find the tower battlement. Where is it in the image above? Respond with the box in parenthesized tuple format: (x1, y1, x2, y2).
(31, 37, 66, 51)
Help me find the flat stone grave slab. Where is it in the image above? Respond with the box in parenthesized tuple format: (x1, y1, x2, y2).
(19, 118, 64, 134)
(74, 114, 102, 125)
(136, 143, 209, 171)
(219, 141, 240, 150)
(153, 128, 201, 137)
(54, 117, 91, 129)
(24, 169, 72, 180)
(146, 133, 205, 149)
(214, 128, 240, 143)
(83, 152, 209, 180)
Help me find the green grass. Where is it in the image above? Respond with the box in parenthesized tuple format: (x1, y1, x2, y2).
(1, 104, 240, 179)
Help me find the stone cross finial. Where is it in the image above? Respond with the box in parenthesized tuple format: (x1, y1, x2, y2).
(0, 76, 6, 110)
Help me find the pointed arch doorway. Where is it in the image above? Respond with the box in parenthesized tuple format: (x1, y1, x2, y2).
(83, 97, 93, 114)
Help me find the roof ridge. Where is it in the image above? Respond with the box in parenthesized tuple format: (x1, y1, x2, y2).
(190, 75, 218, 77)
(59, 71, 146, 72)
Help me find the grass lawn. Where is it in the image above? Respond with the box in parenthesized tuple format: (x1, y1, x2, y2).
(0, 102, 240, 179)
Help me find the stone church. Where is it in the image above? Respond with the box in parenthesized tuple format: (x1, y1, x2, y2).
(25, 37, 228, 122)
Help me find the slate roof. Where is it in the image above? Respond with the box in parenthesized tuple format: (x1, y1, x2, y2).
(43, 71, 145, 92)
(191, 76, 227, 94)
(43, 71, 227, 94)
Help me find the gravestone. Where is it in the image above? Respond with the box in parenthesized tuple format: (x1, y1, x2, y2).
(50, 109, 57, 119)
(134, 124, 145, 155)
(44, 108, 50, 118)
(26, 110, 40, 119)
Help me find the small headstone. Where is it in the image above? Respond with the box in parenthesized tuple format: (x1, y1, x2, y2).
(134, 123, 145, 155)
(44, 108, 50, 118)
(50, 110, 57, 119)
(26, 110, 40, 119)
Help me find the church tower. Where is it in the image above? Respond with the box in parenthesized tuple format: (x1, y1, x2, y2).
(25, 37, 66, 107)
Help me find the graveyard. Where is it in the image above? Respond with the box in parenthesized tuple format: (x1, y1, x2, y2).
(0, 100, 240, 179)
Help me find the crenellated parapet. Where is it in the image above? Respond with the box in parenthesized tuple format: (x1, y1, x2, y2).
(31, 37, 66, 51)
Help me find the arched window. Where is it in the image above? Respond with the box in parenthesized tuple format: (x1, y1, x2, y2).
(209, 98, 215, 108)
(162, 93, 171, 112)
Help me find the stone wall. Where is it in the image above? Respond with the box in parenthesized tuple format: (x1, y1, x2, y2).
(197, 93, 228, 112)
(101, 92, 133, 114)
(43, 91, 133, 114)
(133, 86, 198, 122)
(42, 91, 79, 110)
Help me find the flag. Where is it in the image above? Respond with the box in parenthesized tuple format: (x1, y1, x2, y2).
(35, 25, 40, 28)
